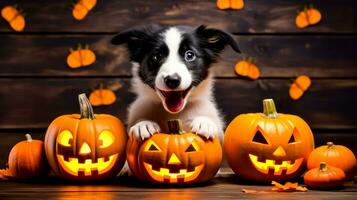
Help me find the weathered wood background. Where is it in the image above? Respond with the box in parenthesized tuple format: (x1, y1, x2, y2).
(0, 0, 356, 168)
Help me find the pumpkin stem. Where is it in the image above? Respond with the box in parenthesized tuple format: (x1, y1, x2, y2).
(327, 142, 335, 149)
(319, 162, 328, 172)
(167, 119, 184, 134)
(262, 99, 278, 119)
(25, 134, 32, 142)
(78, 93, 95, 120)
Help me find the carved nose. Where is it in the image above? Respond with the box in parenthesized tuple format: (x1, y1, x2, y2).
(273, 145, 286, 157)
(168, 153, 181, 165)
(164, 74, 181, 89)
(79, 142, 91, 155)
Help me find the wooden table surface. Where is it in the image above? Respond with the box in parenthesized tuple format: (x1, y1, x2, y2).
(1, 175, 356, 200)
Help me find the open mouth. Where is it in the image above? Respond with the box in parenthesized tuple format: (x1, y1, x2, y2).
(157, 86, 192, 113)
(144, 163, 203, 183)
(57, 154, 118, 176)
(248, 154, 303, 175)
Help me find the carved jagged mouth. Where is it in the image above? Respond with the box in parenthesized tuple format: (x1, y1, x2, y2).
(248, 154, 303, 175)
(144, 163, 203, 183)
(57, 154, 118, 176)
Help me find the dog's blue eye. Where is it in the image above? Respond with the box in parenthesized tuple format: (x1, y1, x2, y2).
(184, 50, 196, 62)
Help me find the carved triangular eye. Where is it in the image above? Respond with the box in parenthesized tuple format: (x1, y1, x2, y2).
(252, 130, 269, 144)
(148, 144, 159, 151)
(186, 144, 196, 152)
(288, 134, 296, 143)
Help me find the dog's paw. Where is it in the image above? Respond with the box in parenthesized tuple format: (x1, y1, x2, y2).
(190, 116, 218, 139)
(129, 120, 160, 140)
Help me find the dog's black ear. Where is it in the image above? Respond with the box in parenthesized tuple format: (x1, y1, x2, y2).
(111, 24, 163, 62)
(195, 25, 241, 56)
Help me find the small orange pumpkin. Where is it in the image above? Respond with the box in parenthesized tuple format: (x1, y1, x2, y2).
(289, 75, 311, 100)
(234, 58, 260, 80)
(72, 0, 97, 20)
(4, 134, 48, 179)
(127, 119, 222, 184)
(295, 5, 322, 29)
(67, 44, 96, 69)
(307, 142, 357, 180)
(1, 5, 25, 32)
(304, 162, 345, 188)
(89, 84, 117, 106)
(217, 0, 244, 10)
(224, 99, 314, 181)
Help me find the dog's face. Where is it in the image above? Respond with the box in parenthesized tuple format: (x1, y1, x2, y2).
(112, 25, 240, 113)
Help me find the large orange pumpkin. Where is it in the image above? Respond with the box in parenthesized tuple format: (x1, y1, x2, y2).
(224, 99, 314, 182)
(5, 134, 48, 179)
(307, 142, 357, 180)
(127, 119, 222, 184)
(44, 93, 127, 180)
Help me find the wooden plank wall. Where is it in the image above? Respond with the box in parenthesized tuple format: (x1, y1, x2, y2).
(0, 0, 356, 167)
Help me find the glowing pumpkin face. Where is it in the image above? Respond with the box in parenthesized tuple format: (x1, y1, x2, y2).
(45, 94, 127, 180)
(224, 99, 314, 181)
(127, 120, 222, 184)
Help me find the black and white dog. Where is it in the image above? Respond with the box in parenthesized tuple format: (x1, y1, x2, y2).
(112, 25, 240, 141)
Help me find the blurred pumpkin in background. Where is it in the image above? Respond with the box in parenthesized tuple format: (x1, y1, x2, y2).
(67, 44, 96, 69)
(1, 5, 25, 32)
(72, 0, 97, 20)
(89, 84, 117, 106)
(289, 75, 311, 100)
(224, 99, 314, 181)
(217, 0, 244, 10)
(127, 119, 222, 184)
(307, 142, 357, 180)
(234, 58, 260, 80)
(45, 94, 127, 180)
(295, 5, 322, 29)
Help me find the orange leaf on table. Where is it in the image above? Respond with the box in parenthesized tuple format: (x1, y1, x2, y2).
(289, 75, 311, 100)
(1, 5, 25, 32)
(272, 181, 308, 192)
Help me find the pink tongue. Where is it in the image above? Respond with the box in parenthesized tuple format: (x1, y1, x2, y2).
(165, 92, 184, 113)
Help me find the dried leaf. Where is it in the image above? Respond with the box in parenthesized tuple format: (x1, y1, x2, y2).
(0, 168, 12, 180)
(271, 181, 308, 192)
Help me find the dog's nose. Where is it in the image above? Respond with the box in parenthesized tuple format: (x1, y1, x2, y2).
(164, 74, 181, 89)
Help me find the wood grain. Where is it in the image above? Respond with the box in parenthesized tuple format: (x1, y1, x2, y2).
(0, 35, 356, 77)
(0, 78, 356, 129)
(0, 0, 356, 33)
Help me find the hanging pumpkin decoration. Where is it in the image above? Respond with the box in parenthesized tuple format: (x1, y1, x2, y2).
(224, 99, 314, 182)
(217, 0, 244, 10)
(295, 5, 322, 29)
(89, 83, 117, 106)
(1, 134, 48, 179)
(304, 162, 346, 188)
(127, 119, 222, 184)
(1, 5, 25, 32)
(72, 0, 97, 20)
(289, 75, 311, 100)
(44, 94, 127, 180)
(307, 142, 357, 180)
(234, 58, 260, 80)
(66, 44, 96, 69)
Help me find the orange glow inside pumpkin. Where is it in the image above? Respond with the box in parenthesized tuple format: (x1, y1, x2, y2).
(142, 139, 204, 183)
(56, 130, 118, 176)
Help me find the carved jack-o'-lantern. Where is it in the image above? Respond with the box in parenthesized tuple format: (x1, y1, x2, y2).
(127, 120, 222, 184)
(224, 99, 314, 182)
(44, 94, 127, 180)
